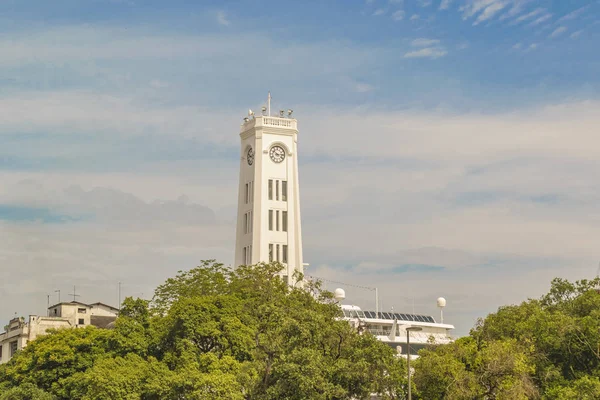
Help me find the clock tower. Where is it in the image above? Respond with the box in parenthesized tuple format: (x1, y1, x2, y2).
(234, 94, 304, 284)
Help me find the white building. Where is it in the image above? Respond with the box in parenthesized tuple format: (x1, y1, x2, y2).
(340, 304, 454, 358)
(0, 301, 118, 364)
(235, 93, 304, 284)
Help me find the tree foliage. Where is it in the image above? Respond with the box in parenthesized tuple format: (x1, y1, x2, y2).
(0, 261, 405, 399)
(414, 277, 600, 399)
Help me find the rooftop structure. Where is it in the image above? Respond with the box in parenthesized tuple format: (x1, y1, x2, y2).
(0, 301, 118, 364)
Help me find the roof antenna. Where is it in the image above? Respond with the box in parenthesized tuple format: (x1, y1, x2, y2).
(68, 285, 80, 302)
(267, 92, 271, 117)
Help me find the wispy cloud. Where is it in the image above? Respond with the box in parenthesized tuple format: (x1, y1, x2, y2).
(404, 47, 448, 59)
(549, 26, 567, 38)
(373, 8, 386, 16)
(528, 13, 552, 26)
(418, 0, 433, 7)
(410, 14, 420, 20)
(558, 5, 590, 22)
(511, 8, 546, 24)
(570, 30, 583, 39)
(411, 38, 441, 47)
(392, 10, 405, 21)
(439, 0, 453, 10)
(476, 2, 508, 25)
(216, 10, 230, 26)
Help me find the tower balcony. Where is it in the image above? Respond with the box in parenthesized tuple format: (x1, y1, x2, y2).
(241, 115, 297, 133)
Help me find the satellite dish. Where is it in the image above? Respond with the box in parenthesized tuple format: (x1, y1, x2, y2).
(334, 288, 346, 301)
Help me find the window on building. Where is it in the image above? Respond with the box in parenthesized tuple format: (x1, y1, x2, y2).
(276, 210, 279, 231)
(244, 213, 248, 234)
(268, 180, 273, 200)
(282, 245, 288, 263)
(249, 211, 252, 232)
(78, 318, 85, 325)
(269, 244, 273, 262)
(276, 180, 279, 201)
(78, 308, 87, 314)
(245, 183, 249, 204)
(0, 345, 3, 359)
(53, 308, 57, 316)
(250, 181, 254, 203)
(276, 244, 280, 262)
(248, 245, 252, 264)
(282, 211, 288, 232)
(9, 341, 17, 356)
(243, 247, 247, 265)
(282, 181, 287, 201)
(269, 210, 273, 230)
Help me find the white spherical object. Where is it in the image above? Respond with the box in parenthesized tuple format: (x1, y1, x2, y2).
(437, 297, 447, 308)
(334, 288, 346, 301)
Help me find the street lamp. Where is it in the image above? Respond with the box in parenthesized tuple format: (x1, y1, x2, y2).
(406, 326, 422, 400)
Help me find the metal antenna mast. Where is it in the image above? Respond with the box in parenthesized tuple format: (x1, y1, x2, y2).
(68, 285, 80, 302)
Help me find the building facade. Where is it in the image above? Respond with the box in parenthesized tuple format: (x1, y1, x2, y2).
(234, 94, 304, 284)
(0, 301, 118, 364)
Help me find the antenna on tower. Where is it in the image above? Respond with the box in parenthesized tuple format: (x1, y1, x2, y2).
(267, 92, 271, 117)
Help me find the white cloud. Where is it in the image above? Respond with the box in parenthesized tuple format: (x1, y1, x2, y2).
(404, 47, 448, 59)
(549, 26, 567, 38)
(439, 0, 453, 10)
(411, 38, 441, 47)
(511, 7, 546, 24)
(373, 8, 386, 16)
(512, 42, 522, 49)
(216, 10, 230, 26)
(528, 13, 552, 26)
(558, 5, 590, 22)
(473, 1, 509, 25)
(418, 0, 432, 7)
(410, 14, 420, 20)
(570, 30, 583, 39)
(392, 10, 405, 20)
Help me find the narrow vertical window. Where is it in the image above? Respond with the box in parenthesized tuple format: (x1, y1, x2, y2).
(276, 244, 280, 262)
(276, 180, 279, 201)
(276, 210, 279, 231)
(249, 245, 252, 263)
(243, 247, 247, 264)
(268, 180, 273, 200)
(282, 181, 287, 202)
(249, 211, 253, 232)
(244, 213, 248, 234)
(245, 183, 249, 204)
(282, 245, 288, 263)
(269, 244, 273, 262)
(269, 210, 273, 230)
(282, 211, 288, 232)
(251, 181, 254, 203)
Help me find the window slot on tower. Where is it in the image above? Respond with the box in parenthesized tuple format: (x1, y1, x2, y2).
(282, 211, 287, 232)
(276, 180, 279, 201)
(243, 247, 247, 264)
(276, 244, 280, 262)
(282, 181, 287, 202)
(249, 211, 253, 232)
(245, 183, 249, 204)
(244, 213, 248, 234)
(269, 210, 273, 231)
(268, 180, 273, 200)
(282, 245, 288, 263)
(250, 181, 254, 203)
(269, 244, 273, 262)
(276, 210, 279, 231)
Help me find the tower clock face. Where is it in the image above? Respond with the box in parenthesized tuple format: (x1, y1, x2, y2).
(247, 147, 254, 165)
(269, 145, 286, 163)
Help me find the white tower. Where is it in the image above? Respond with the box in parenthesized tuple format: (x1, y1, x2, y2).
(234, 94, 304, 284)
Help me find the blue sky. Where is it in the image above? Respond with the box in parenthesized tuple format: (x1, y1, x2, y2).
(1, 0, 599, 335)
